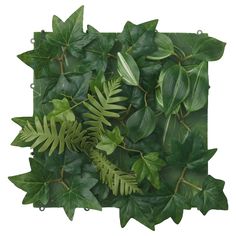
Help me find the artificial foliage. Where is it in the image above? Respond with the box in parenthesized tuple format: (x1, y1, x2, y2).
(9, 6, 228, 230)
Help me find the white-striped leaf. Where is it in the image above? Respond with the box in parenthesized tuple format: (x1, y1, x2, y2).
(117, 52, 140, 86)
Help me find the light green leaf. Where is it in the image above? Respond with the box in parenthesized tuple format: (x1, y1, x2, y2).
(47, 98, 75, 122)
(192, 36, 226, 61)
(126, 106, 156, 143)
(184, 62, 208, 112)
(147, 33, 174, 60)
(192, 175, 228, 215)
(117, 52, 140, 86)
(132, 152, 165, 189)
(161, 64, 190, 116)
(96, 127, 124, 155)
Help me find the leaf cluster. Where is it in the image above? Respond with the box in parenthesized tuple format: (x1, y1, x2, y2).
(10, 6, 228, 230)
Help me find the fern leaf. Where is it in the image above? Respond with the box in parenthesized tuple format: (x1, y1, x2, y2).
(91, 150, 141, 196)
(20, 116, 88, 155)
(83, 78, 127, 141)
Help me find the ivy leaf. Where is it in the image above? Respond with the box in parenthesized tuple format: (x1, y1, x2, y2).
(192, 175, 228, 215)
(147, 33, 174, 60)
(18, 39, 60, 78)
(161, 64, 190, 116)
(96, 127, 124, 155)
(153, 191, 191, 224)
(114, 195, 156, 230)
(117, 52, 140, 86)
(46, 6, 95, 57)
(184, 62, 209, 112)
(192, 36, 226, 61)
(126, 106, 156, 143)
(51, 175, 102, 220)
(47, 98, 75, 122)
(168, 133, 217, 169)
(118, 20, 157, 58)
(132, 152, 165, 189)
(8, 158, 53, 205)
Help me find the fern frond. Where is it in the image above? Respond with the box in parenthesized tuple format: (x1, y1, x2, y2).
(20, 116, 89, 155)
(90, 150, 141, 196)
(83, 78, 127, 141)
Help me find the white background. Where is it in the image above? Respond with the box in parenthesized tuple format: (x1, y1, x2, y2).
(0, 0, 235, 235)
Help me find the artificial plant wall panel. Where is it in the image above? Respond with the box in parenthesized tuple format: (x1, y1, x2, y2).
(9, 6, 228, 230)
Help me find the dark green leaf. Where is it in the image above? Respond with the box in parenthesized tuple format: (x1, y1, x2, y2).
(126, 106, 156, 143)
(192, 36, 226, 61)
(9, 158, 53, 205)
(50, 175, 102, 220)
(132, 152, 165, 188)
(161, 64, 190, 116)
(46, 6, 96, 57)
(184, 62, 209, 112)
(114, 195, 155, 230)
(147, 33, 174, 60)
(90, 71, 105, 94)
(192, 175, 228, 215)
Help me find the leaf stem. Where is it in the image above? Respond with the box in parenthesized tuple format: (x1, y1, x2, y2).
(174, 167, 187, 194)
(180, 120, 191, 132)
(138, 85, 148, 107)
(118, 144, 143, 157)
(162, 115, 171, 144)
(182, 179, 202, 191)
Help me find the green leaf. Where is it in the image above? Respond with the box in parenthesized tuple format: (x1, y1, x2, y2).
(51, 175, 102, 220)
(192, 175, 228, 215)
(9, 158, 52, 205)
(132, 152, 165, 189)
(117, 52, 140, 86)
(126, 106, 156, 143)
(12, 117, 34, 128)
(91, 150, 141, 196)
(184, 62, 209, 112)
(47, 98, 75, 122)
(168, 133, 217, 169)
(114, 195, 155, 230)
(147, 33, 174, 60)
(90, 71, 105, 94)
(118, 20, 157, 58)
(192, 36, 226, 61)
(161, 64, 190, 116)
(46, 6, 95, 57)
(96, 127, 124, 155)
(153, 192, 191, 224)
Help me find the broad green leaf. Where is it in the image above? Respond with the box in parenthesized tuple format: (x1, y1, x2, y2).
(147, 33, 174, 60)
(96, 127, 124, 155)
(184, 62, 209, 112)
(50, 175, 102, 220)
(192, 175, 228, 215)
(90, 71, 105, 94)
(153, 192, 191, 224)
(118, 20, 157, 58)
(12, 117, 34, 128)
(47, 98, 75, 122)
(8, 158, 52, 205)
(132, 152, 165, 189)
(46, 6, 96, 57)
(168, 133, 217, 169)
(126, 106, 156, 143)
(113, 195, 156, 230)
(192, 36, 226, 61)
(117, 52, 140, 86)
(161, 64, 190, 116)
(18, 39, 60, 78)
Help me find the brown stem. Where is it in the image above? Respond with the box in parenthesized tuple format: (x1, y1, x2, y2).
(174, 167, 187, 194)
